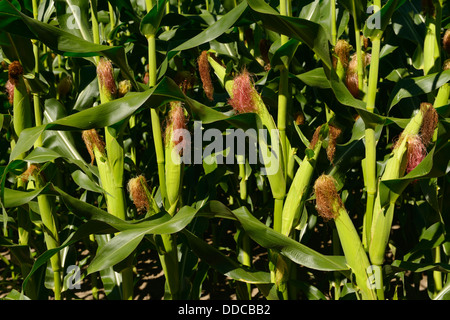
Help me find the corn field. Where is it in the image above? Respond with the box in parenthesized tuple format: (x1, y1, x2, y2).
(0, 0, 449, 301)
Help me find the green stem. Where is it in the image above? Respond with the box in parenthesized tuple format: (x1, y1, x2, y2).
(331, 0, 337, 46)
(90, 1, 100, 61)
(147, 33, 167, 204)
(278, 0, 290, 176)
(423, 2, 442, 76)
(434, 245, 443, 294)
(273, 5, 290, 297)
(90, 0, 133, 300)
(145, 1, 179, 299)
(129, 115, 137, 165)
(362, 0, 381, 249)
(238, 158, 252, 299)
(351, 0, 363, 95)
(278, 68, 289, 175)
(37, 188, 62, 300)
(332, 229, 341, 299)
(31, 0, 62, 300)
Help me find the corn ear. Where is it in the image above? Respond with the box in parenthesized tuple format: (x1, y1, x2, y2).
(334, 205, 377, 300)
(369, 105, 430, 266)
(165, 141, 183, 215)
(9, 63, 32, 162)
(207, 54, 286, 200)
(433, 60, 450, 110)
(314, 175, 377, 300)
(423, 5, 441, 75)
(163, 102, 187, 214)
(281, 136, 322, 236)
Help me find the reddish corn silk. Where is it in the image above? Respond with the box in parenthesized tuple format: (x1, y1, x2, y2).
(345, 54, 359, 98)
(334, 39, 351, 69)
(327, 125, 342, 164)
(127, 175, 150, 214)
(165, 101, 188, 150)
(5, 80, 14, 104)
(345, 53, 371, 98)
(20, 164, 41, 183)
(81, 129, 106, 164)
(309, 125, 322, 150)
(198, 51, 214, 101)
(97, 58, 117, 98)
(444, 30, 450, 55)
(228, 69, 258, 114)
(406, 135, 427, 174)
(420, 103, 438, 147)
(313, 174, 343, 222)
(8, 61, 23, 86)
(294, 111, 305, 125)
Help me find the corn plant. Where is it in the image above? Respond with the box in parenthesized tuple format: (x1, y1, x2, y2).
(0, 0, 449, 301)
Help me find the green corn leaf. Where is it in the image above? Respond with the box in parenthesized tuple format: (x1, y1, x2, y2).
(87, 227, 148, 275)
(0, 32, 34, 73)
(182, 229, 271, 284)
(246, 0, 332, 70)
(363, 0, 405, 39)
(54, 0, 93, 41)
(3, 183, 51, 208)
(337, 0, 367, 27)
(9, 77, 184, 161)
(388, 70, 450, 111)
(197, 201, 348, 272)
(171, 1, 247, 52)
(0, 0, 137, 88)
(140, 0, 168, 36)
(296, 67, 331, 89)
